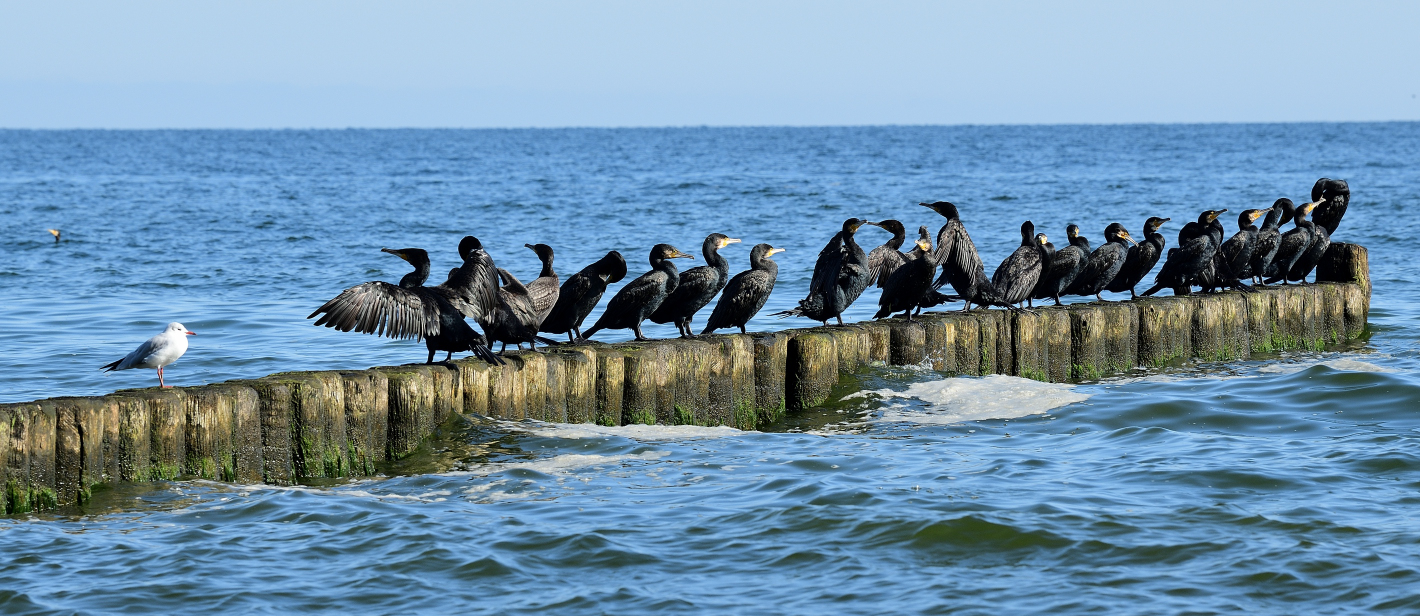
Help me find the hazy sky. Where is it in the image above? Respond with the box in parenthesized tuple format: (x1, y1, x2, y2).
(2, 1, 1417, 128)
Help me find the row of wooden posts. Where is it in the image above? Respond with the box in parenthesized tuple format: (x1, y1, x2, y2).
(0, 244, 1371, 514)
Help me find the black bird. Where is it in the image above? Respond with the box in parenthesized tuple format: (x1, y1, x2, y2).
(875, 234, 940, 320)
(649, 233, 741, 338)
(1107, 217, 1169, 299)
(1288, 202, 1331, 283)
(1219, 209, 1266, 282)
(989, 222, 1050, 309)
(523, 243, 559, 325)
(1067, 223, 1137, 301)
(1141, 210, 1227, 297)
(1310, 178, 1350, 237)
(923, 201, 996, 311)
(702, 244, 785, 335)
(484, 268, 544, 353)
(580, 244, 695, 341)
(1034, 224, 1091, 306)
(308, 247, 501, 365)
(1266, 200, 1321, 285)
(1025, 235, 1057, 307)
(773, 218, 874, 326)
(541, 251, 628, 343)
(865, 219, 910, 288)
(1250, 200, 1288, 285)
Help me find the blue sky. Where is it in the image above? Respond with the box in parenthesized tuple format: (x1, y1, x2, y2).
(2, 0, 1417, 128)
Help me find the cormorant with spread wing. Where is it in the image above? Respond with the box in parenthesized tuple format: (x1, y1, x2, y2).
(773, 218, 874, 326)
(541, 251, 628, 343)
(308, 246, 501, 364)
(649, 233, 741, 337)
(923, 201, 996, 311)
(580, 244, 695, 341)
(702, 244, 785, 335)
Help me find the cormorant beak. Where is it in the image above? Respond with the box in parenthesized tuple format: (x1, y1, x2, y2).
(768, 247, 787, 256)
(380, 248, 411, 262)
(1249, 210, 1264, 221)
(1122, 232, 1137, 246)
(862, 221, 881, 227)
(671, 249, 695, 259)
(1038, 235, 1048, 245)
(719, 238, 742, 249)
(916, 239, 932, 251)
(524, 243, 535, 250)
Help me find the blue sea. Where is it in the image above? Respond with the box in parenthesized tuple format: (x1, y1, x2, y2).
(3, 124, 1419, 613)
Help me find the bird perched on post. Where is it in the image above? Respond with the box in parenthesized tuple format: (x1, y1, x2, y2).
(923, 201, 996, 311)
(702, 243, 785, 335)
(541, 251, 628, 343)
(773, 218, 875, 326)
(101, 322, 196, 388)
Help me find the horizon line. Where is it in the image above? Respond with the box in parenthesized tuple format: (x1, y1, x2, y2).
(2, 120, 1418, 131)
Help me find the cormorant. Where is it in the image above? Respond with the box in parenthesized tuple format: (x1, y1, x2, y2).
(523, 243, 559, 324)
(484, 267, 544, 353)
(1250, 200, 1288, 285)
(702, 244, 785, 335)
(649, 233, 741, 337)
(874, 234, 939, 320)
(1107, 217, 1168, 299)
(309, 247, 501, 364)
(989, 222, 1050, 309)
(1265, 200, 1320, 285)
(540, 251, 628, 343)
(580, 244, 695, 341)
(1067, 223, 1136, 301)
(865, 219, 909, 288)
(1141, 210, 1227, 297)
(1026, 235, 1056, 307)
(1310, 178, 1350, 236)
(923, 201, 996, 311)
(1219, 209, 1266, 282)
(1288, 201, 1331, 283)
(1034, 224, 1091, 306)
(773, 218, 873, 326)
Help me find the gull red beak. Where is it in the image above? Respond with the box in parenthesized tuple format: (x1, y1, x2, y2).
(186, 331, 197, 336)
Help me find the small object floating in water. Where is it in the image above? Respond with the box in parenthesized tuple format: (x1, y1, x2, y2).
(100, 322, 196, 388)
(47, 229, 60, 243)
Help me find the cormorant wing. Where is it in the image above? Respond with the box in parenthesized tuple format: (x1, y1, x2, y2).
(866, 245, 907, 288)
(437, 249, 500, 322)
(309, 281, 440, 340)
(808, 232, 845, 297)
(933, 222, 983, 290)
(526, 276, 560, 318)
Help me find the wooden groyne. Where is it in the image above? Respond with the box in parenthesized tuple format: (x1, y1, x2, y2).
(0, 244, 1370, 513)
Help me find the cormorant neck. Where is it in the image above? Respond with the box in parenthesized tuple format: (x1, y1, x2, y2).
(399, 260, 430, 289)
(703, 241, 729, 273)
(538, 256, 555, 278)
(886, 228, 906, 251)
(753, 252, 779, 274)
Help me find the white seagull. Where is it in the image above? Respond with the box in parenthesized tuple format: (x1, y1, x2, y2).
(101, 322, 197, 388)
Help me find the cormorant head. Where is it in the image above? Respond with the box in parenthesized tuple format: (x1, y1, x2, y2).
(1105, 223, 1136, 246)
(596, 250, 629, 283)
(1297, 200, 1318, 219)
(457, 236, 482, 259)
(1144, 217, 1170, 234)
(1199, 209, 1227, 223)
(524, 243, 555, 263)
(705, 233, 742, 251)
(867, 219, 905, 237)
(1066, 223, 1081, 239)
(919, 201, 960, 220)
(1321, 179, 1349, 202)
(1035, 233, 1049, 246)
(1239, 209, 1266, 226)
(1018, 220, 1035, 245)
(843, 218, 868, 234)
(915, 237, 932, 252)
(652, 244, 695, 261)
(752, 243, 787, 261)
(1311, 178, 1330, 203)
(381, 247, 430, 265)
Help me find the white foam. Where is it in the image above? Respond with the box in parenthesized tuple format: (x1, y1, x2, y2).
(1258, 358, 1395, 374)
(866, 374, 1090, 425)
(449, 450, 671, 478)
(502, 420, 742, 441)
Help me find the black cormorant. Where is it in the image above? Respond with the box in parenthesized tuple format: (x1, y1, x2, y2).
(1250, 200, 1288, 285)
(523, 243, 559, 324)
(1141, 210, 1227, 297)
(702, 244, 785, 335)
(580, 244, 695, 341)
(1220, 209, 1266, 282)
(649, 233, 741, 337)
(1107, 217, 1168, 299)
(875, 234, 940, 320)
(484, 268, 544, 353)
(308, 247, 501, 365)
(923, 201, 996, 311)
(1035, 224, 1091, 306)
(1288, 201, 1331, 283)
(1310, 178, 1350, 236)
(1067, 223, 1136, 301)
(541, 251, 628, 343)
(773, 218, 873, 326)
(1265, 200, 1320, 285)
(989, 222, 1050, 309)
(865, 219, 909, 288)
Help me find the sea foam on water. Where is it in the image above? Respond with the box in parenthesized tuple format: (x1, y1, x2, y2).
(855, 374, 1091, 424)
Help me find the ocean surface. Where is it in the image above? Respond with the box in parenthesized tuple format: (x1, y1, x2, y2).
(2, 124, 1419, 613)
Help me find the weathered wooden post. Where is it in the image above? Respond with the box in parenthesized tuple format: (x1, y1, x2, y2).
(1191, 293, 1250, 362)
(551, 348, 598, 424)
(888, 319, 927, 366)
(786, 330, 839, 411)
(182, 387, 237, 481)
(542, 352, 568, 423)
(1010, 311, 1047, 381)
(113, 387, 188, 482)
(1244, 288, 1276, 354)
(1, 402, 57, 513)
(594, 346, 625, 426)
(340, 370, 389, 477)
(826, 325, 869, 374)
(1318, 284, 1347, 345)
(669, 339, 713, 425)
(860, 321, 891, 364)
(921, 316, 955, 373)
(261, 372, 349, 478)
(1340, 283, 1368, 339)
(1136, 296, 1193, 369)
(700, 334, 757, 429)
(243, 380, 294, 485)
(513, 352, 550, 422)
(50, 396, 115, 505)
(372, 365, 434, 460)
(751, 332, 789, 427)
(1069, 303, 1138, 380)
(451, 359, 491, 418)
(620, 342, 675, 425)
(426, 363, 463, 425)
(1270, 285, 1310, 351)
(487, 356, 525, 420)
(1316, 242, 1370, 296)
(975, 311, 999, 375)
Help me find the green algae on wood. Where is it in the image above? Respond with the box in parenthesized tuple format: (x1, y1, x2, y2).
(262, 371, 350, 478)
(751, 332, 789, 426)
(1136, 297, 1193, 368)
(1191, 293, 1250, 362)
(786, 331, 838, 411)
(888, 319, 927, 366)
(594, 346, 625, 426)
(371, 365, 434, 461)
(339, 370, 389, 477)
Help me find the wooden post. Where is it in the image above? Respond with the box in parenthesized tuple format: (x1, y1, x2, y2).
(262, 372, 349, 478)
(976, 311, 999, 375)
(340, 370, 389, 477)
(1318, 284, 1347, 345)
(888, 319, 927, 366)
(51, 396, 116, 505)
(183, 387, 237, 481)
(940, 313, 980, 376)
(487, 355, 526, 420)
(1070, 303, 1137, 380)
(542, 352, 568, 423)
(752, 332, 789, 427)
(113, 388, 188, 482)
(1244, 288, 1276, 354)
(825, 325, 867, 374)
(1269, 285, 1314, 351)
(511, 352, 549, 422)
(921, 316, 956, 373)
(451, 359, 491, 417)
(1301, 284, 1327, 351)
(426, 363, 463, 425)
(619, 343, 674, 425)
(244, 380, 294, 485)
(594, 346, 624, 426)
(787, 331, 838, 411)
(375, 365, 435, 459)
(1, 402, 57, 513)
(1136, 297, 1193, 369)
(672, 339, 714, 425)
(1340, 283, 1369, 339)
(552, 348, 598, 424)
(862, 321, 892, 364)
(1316, 242, 1369, 296)
(1192, 293, 1250, 362)
(700, 334, 757, 430)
